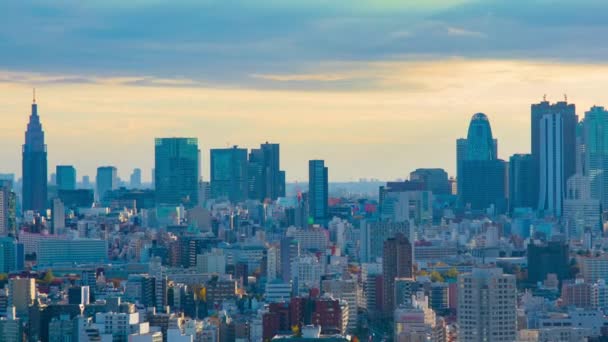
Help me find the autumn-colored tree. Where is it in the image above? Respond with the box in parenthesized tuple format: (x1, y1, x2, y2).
(430, 270, 444, 282)
(292, 325, 301, 337)
(445, 267, 459, 279)
(42, 270, 55, 284)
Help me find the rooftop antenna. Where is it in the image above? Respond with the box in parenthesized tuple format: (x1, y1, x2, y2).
(564, 94, 568, 102)
(543, 94, 547, 102)
(33, 88, 36, 103)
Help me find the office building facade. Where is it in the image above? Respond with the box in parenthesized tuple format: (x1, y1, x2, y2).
(532, 99, 577, 216)
(56, 165, 76, 191)
(308, 160, 328, 225)
(96, 166, 118, 204)
(210, 146, 248, 203)
(382, 233, 413, 315)
(457, 267, 517, 342)
(155, 138, 200, 207)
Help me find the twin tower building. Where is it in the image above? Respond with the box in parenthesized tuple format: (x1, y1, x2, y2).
(457, 98, 583, 217)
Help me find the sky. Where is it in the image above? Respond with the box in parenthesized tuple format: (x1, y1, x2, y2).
(2, 0, 608, 182)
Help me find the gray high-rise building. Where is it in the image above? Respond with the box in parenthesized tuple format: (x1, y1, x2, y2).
(22, 94, 48, 213)
(0, 181, 16, 237)
(56, 165, 76, 191)
(457, 267, 517, 342)
(584, 106, 608, 209)
(538, 113, 565, 217)
(130, 168, 142, 189)
(210, 146, 248, 203)
(280, 238, 300, 283)
(154, 138, 200, 207)
(532, 99, 577, 213)
(96, 166, 118, 204)
(409, 168, 450, 195)
(509, 154, 535, 211)
(308, 160, 328, 225)
(248, 142, 285, 201)
(457, 113, 506, 213)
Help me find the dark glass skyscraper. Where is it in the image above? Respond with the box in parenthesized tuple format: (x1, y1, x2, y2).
(56, 165, 76, 191)
(457, 113, 507, 213)
(509, 154, 535, 211)
(409, 168, 450, 195)
(22, 96, 48, 213)
(584, 106, 608, 209)
(96, 166, 118, 204)
(155, 138, 200, 207)
(210, 146, 248, 203)
(248, 142, 285, 201)
(308, 160, 328, 225)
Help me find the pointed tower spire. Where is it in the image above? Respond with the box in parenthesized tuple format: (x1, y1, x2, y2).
(33, 88, 36, 103)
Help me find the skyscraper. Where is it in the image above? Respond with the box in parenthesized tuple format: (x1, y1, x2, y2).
(280, 238, 300, 283)
(457, 267, 517, 342)
(509, 154, 535, 210)
(130, 168, 142, 189)
(248, 142, 285, 201)
(409, 168, 450, 195)
(155, 138, 200, 207)
(457, 113, 506, 213)
(308, 160, 328, 225)
(527, 239, 569, 284)
(382, 233, 413, 316)
(22, 94, 48, 213)
(56, 165, 76, 191)
(532, 99, 577, 214)
(210, 146, 249, 203)
(584, 106, 608, 209)
(0, 181, 16, 237)
(538, 113, 565, 216)
(96, 166, 118, 204)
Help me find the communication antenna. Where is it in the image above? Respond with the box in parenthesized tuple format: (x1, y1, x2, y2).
(564, 94, 568, 102)
(33, 88, 36, 103)
(543, 94, 546, 102)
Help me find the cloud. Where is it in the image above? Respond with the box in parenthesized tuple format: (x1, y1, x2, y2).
(1, 0, 608, 88)
(447, 26, 486, 38)
(250, 73, 350, 82)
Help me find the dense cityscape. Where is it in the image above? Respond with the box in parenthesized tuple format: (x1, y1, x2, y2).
(1, 92, 608, 342)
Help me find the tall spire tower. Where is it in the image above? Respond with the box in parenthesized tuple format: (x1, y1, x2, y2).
(22, 90, 48, 212)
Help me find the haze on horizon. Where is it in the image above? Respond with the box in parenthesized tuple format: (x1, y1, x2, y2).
(2, 0, 608, 182)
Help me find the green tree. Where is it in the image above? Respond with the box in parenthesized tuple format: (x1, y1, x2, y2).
(430, 270, 444, 282)
(445, 267, 459, 279)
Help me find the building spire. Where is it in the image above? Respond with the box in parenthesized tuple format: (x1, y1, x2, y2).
(33, 88, 36, 104)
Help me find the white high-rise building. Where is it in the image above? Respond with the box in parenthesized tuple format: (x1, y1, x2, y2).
(149, 257, 167, 313)
(457, 267, 517, 342)
(291, 256, 322, 295)
(563, 174, 601, 238)
(8, 277, 35, 318)
(196, 249, 226, 274)
(394, 292, 437, 342)
(538, 113, 564, 217)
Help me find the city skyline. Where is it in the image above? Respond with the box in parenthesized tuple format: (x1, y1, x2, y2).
(3, 87, 608, 183)
(3, 1, 608, 181)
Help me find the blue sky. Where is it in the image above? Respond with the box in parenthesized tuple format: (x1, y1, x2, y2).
(3, 0, 608, 86)
(2, 0, 608, 181)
